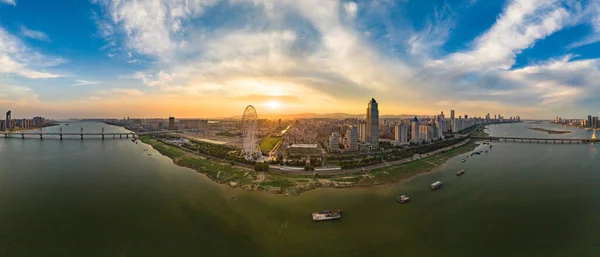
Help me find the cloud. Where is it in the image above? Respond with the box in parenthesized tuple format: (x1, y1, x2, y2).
(71, 79, 101, 87)
(20, 26, 50, 42)
(0, 27, 63, 79)
(344, 2, 358, 19)
(0, 84, 39, 105)
(91, 0, 600, 118)
(0, 0, 15, 6)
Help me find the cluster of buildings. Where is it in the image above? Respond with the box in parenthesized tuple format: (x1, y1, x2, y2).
(1, 110, 49, 130)
(323, 99, 521, 153)
(102, 117, 209, 131)
(556, 115, 600, 129)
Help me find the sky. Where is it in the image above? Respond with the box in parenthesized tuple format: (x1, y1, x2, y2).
(0, 0, 599, 119)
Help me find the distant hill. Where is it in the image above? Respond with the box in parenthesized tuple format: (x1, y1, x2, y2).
(225, 113, 430, 120)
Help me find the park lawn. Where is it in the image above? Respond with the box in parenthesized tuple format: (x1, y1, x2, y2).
(259, 136, 282, 151)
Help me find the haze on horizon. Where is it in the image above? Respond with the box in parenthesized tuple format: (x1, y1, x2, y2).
(1, 0, 599, 120)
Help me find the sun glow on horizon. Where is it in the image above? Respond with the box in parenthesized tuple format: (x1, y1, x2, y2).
(267, 101, 281, 110)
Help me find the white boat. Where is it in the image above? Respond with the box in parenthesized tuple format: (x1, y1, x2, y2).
(396, 195, 410, 203)
(431, 181, 443, 190)
(312, 209, 342, 221)
(456, 169, 465, 176)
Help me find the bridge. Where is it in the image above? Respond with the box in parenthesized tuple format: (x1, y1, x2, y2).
(2, 127, 207, 140)
(470, 136, 598, 144)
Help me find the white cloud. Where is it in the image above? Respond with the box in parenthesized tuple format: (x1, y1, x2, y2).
(96, 88, 145, 97)
(20, 26, 50, 42)
(432, 0, 576, 71)
(0, 0, 15, 6)
(93, 0, 600, 118)
(0, 27, 63, 79)
(344, 2, 358, 19)
(0, 84, 39, 105)
(71, 79, 101, 87)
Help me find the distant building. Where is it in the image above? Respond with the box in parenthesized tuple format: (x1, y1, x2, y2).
(180, 119, 208, 129)
(394, 124, 408, 145)
(345, 125, 358, 152)
(6, 110, 11, 130)
(366, 98, 379, 148)
(287, 144, 320, 156)
(168, 117, 175, 130)
(594, 117, 599, 129)
(328, 132, 340, 152)
(411, 116, 420, 143)
(588, 115, 593, 128)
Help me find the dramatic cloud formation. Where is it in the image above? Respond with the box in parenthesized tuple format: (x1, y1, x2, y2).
(1, 0, 600, 118)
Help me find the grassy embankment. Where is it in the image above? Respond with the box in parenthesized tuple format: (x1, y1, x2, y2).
(141, 132, 485, 195)
(259, 136, 282, 151)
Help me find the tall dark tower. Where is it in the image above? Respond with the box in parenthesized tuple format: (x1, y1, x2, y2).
(366, 98, 379, 149)
(6, 110, 11, 130)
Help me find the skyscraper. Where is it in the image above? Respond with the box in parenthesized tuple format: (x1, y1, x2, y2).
(588, 115, 592, 128)
(411, 116, 420, 143)
(6, 110, 11, 130)
(366, 98, 379, 148)
(450, 110, 456, 133)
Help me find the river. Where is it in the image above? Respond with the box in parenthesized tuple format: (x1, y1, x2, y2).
(1, 121, 599, 256)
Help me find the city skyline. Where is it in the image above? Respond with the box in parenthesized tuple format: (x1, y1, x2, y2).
(1, 1, 600, 119)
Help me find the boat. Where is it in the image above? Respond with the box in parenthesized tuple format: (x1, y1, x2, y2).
(456, 169, 465, 176)
(485, 150, 488, 153)
(312, 209, 342, 221)
(396, 195, 410, 203)
(461, 159, 466, 162)
(431, 181, 443, 190)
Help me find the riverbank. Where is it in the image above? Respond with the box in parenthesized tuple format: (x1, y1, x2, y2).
(141, 134, 483, 195)
(528, 127, 571, 134)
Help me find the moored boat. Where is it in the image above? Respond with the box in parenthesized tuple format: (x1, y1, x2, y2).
(456, 169, 465, 176)
(312, 209, 342, 221)
(396, 195, 410, 203)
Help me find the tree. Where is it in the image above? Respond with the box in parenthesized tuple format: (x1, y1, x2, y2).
(254, 163, 263, 172)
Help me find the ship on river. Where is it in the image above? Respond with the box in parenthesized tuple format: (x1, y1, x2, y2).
(312, 209, 342, 221)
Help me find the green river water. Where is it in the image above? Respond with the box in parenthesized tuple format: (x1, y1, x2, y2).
(1, 121, 600, 256)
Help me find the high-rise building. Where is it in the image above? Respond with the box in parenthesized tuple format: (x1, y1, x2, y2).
(345, 125, 358, 152)
(588, 115, 592, 128)
(366, 98, 379, 148)
(328, 132, 340, 152)
(411, 116, 420, 143)
(358, 123, 367, 142)
(556, 115, 559, 124)
(593, 117, 599, 129)
(5, 110, 11, 130)
(394, 124, 408, 145)
(450, 110, 456, 133)
(168, 117, 175, 130)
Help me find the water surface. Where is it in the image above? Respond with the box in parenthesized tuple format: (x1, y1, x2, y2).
(1, 122, 600, 256)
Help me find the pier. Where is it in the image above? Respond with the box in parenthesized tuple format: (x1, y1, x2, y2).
(470, 136, 598, 144)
